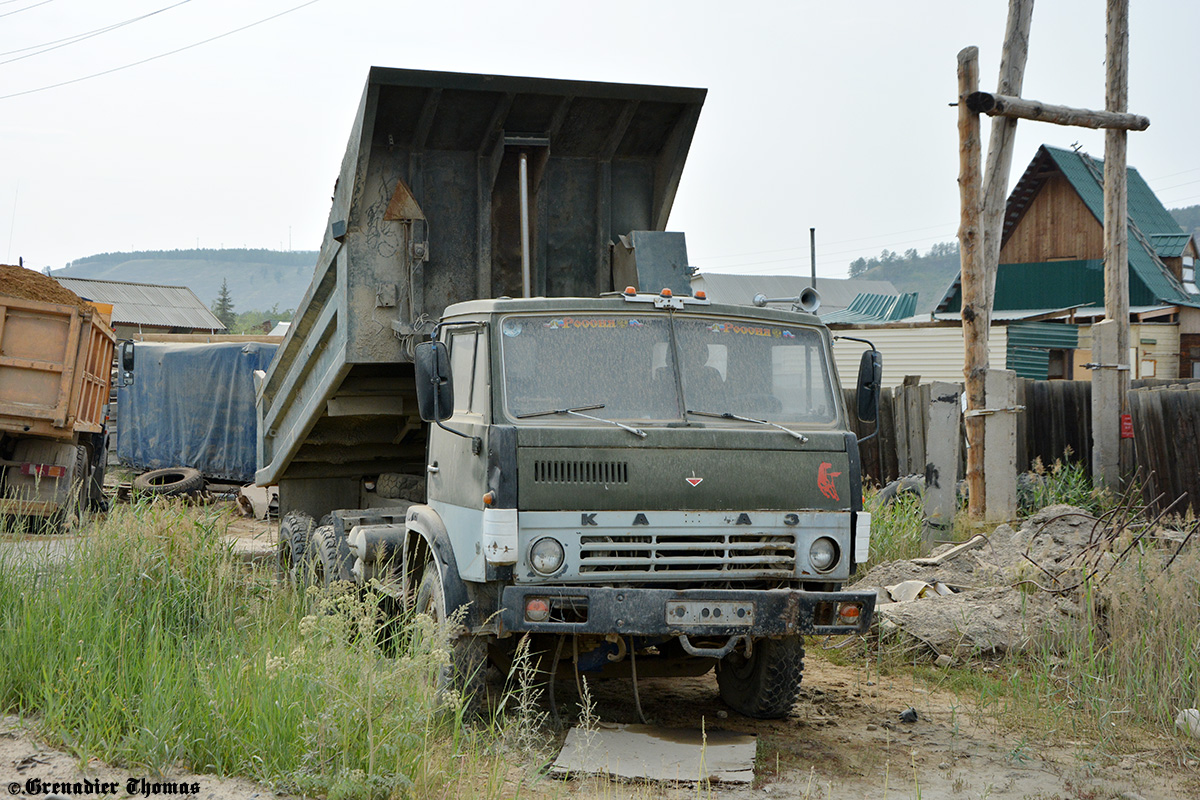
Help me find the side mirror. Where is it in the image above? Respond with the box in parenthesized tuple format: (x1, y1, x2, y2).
(855, 349, 882, 422)
(118, 341, 135, 386)
(414, 340, 454, 422)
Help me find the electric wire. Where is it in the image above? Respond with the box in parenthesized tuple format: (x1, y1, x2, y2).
(0, 0, 322, 101)
(0, 1, 193, 63)
(0, 0, 53, 19)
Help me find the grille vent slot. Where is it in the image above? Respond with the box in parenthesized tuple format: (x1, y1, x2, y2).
(533, 460, 628, 485)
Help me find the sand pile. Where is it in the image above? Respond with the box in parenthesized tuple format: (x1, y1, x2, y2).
(0, 264, 89, 310)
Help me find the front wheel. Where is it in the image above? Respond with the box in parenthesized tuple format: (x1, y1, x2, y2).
(716, 636, 805, 719)
(414, 560, 485, 713)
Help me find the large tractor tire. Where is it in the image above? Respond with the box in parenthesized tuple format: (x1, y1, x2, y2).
(278, 510, 316, 583)
(300, 524, 355, 587)
(716, 636, 805, 719)
(414, 559, 486, 713)
(132, 467, 203, 497)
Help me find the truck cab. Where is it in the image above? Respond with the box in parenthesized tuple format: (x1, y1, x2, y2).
(400, 290, 877, 717)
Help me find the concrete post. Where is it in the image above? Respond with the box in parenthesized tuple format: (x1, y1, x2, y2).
(923, 381, 963, 553)
(983, 369, 1019, 520)
(1091, 319, 1122, 488)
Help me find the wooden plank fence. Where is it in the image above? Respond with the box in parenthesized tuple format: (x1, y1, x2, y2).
(845, 376, 1200, 512)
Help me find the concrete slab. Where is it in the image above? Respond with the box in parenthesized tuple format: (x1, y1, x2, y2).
(550, 722, 756, 784)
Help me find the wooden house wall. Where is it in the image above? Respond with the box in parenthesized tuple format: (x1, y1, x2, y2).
(999, 174, 1104, 264)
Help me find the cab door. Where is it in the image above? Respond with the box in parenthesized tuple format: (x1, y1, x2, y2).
(425, 325, 491, 581)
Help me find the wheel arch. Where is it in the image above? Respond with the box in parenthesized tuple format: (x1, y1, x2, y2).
(403, 504, 473, 623)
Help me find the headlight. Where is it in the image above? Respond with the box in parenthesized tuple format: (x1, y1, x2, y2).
(530, 537, 565, 575)
(809, 537, 839, 572)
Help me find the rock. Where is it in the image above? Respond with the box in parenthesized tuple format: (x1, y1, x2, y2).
(1175, 708, 1200, 738)
(716, 710, 728, 719)
(866, 724, 878, 731)
(935, 654, 954, 668)
(899, 707, 918, 724)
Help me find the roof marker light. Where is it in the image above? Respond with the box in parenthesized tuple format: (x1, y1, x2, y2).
(623, 286, 638, 296)
(660, 288, 673, 297)
(694, 290, 707, 300)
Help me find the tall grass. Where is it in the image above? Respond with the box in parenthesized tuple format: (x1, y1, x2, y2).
(863, 491, 925, 566)
(0, 501, 512, 799)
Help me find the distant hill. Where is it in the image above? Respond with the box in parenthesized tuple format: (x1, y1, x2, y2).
(848, 241, 960, 312)
(1169, 205, 1200, 244)
(52, 248, 318, 313)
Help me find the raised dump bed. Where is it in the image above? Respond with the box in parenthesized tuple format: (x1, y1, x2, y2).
(257, 67, 705, 509)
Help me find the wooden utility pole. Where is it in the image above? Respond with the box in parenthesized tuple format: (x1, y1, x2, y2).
(960, 0, 1034, 520)
(957, 46, 987, 517)
(959, 0, 1145, 513)
(1096, 0, 1132, 488)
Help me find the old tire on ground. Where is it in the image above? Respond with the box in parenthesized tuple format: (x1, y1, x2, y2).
(716, 636, 805, 719)
(278, 511, 316, 582)
(301, 524, 355, 586)
(133, 467, 203, 497)
(414, 559, 486, 713)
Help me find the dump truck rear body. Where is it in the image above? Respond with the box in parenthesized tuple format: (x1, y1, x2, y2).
(0, 294, 114, 523)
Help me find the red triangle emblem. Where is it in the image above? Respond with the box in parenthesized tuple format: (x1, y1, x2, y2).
(685, 477, 703, 487)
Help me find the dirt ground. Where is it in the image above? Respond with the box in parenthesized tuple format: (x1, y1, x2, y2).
(536, 655, 1200, 800)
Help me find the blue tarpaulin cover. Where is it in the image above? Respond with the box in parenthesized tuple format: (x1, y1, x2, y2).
(117, 342, 278, 482)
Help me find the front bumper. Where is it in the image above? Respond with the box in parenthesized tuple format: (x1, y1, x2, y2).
(498, 586, 875, 637)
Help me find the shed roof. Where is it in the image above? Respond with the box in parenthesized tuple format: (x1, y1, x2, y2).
(822, 292, 918, 323)
(54, 277, 225, 330)
(690, 273, 899, 315)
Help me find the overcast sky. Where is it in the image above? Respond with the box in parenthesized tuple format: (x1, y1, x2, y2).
(3, 0, 1199, 282)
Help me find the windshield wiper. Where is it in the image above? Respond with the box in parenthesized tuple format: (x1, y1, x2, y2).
(516, 404, 647, 438)
(685, 409, 808, 443)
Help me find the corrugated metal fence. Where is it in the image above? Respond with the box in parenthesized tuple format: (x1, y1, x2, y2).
(845, 377, 1200, 512)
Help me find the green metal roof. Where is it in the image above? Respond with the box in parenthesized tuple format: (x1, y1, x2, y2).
(1042, 146, 1192, 304)
(935, 145, 1198, 313)
(1150, 232, 1192, 258)
(821, 291, 918, 323)
(941, 259, 1160, 311)
(1005, 320, 1079, 380)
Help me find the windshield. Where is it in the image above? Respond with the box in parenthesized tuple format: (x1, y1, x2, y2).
(499, 313, 839, 425)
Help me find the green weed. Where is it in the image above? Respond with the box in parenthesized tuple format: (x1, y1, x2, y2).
(0, 500, 514, 799)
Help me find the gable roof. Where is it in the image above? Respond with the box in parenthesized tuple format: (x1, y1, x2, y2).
(935, 144, 1196, 312)
(54, 277, 225, 330)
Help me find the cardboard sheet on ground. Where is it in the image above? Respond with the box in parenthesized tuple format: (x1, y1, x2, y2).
(550, 723, 756, 784)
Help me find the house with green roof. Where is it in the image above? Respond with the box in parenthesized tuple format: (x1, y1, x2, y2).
(935, 144, 1200, 380)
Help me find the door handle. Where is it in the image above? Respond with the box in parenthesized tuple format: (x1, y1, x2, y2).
(426, 463, 439, 474)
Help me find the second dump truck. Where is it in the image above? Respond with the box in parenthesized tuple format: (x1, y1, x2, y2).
(0, 268, 114, 530)
(258, 68, 880, 718)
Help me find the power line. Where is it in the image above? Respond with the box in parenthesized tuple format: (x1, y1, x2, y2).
(0, 1, 193, 63)
(0, 0, 322, 101)
(0, 0, 53, 19)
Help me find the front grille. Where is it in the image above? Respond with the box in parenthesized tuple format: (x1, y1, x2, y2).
(533, 459, 628, 485)
(578, 531, 796, 578)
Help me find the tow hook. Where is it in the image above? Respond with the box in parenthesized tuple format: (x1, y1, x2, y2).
(678, 634, 751, 659)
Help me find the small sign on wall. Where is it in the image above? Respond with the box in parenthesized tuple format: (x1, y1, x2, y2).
(1120, 414, 1134, 439)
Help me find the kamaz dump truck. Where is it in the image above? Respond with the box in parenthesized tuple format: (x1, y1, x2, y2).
(257, 68, 881, 718)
